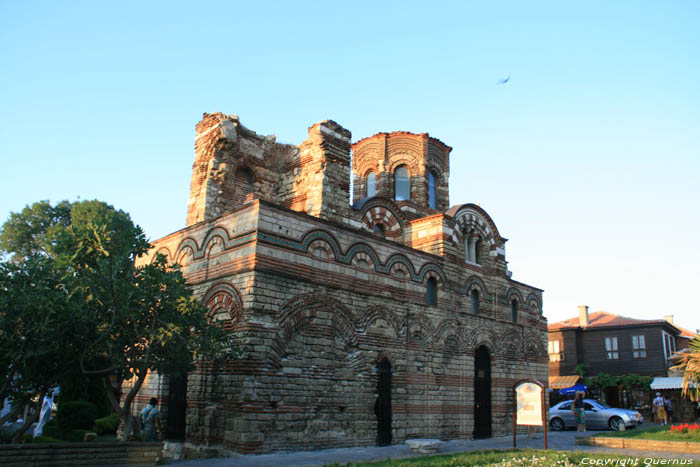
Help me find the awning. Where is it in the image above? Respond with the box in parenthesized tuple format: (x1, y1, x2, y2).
(651, 377, 695, 390)
(549, 375, 581, 389)
(559, 384, 588, 395)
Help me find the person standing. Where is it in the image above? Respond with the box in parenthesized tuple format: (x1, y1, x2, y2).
(664, 397, 673, 425)
(571, 391, 586, 432)
(653, 392, 667, 425)
(139, 398, 163, 441)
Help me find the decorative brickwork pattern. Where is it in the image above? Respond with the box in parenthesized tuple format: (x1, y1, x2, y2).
(126, 115, 547, 455)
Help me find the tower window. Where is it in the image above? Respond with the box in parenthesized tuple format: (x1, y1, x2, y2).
(394, 166, 410, 201)
(373, 224, 385, 237)
(511, 299, 518, 323)
(426, 277, 437, 306)
(428, 171, 437, 209)
(367, 171, 376, 198)
(470, 289, 480, 314)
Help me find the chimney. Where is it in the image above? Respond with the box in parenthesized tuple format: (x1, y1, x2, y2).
(664, 315, 674, 325)
(578, 305, 590, 327)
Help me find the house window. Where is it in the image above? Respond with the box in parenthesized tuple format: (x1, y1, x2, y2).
(548, 340, 563, 362)
(367, 171, 376, 198)
(470, 289, 480, 315)
(426, 277, 437, 306)
(511, 299, 518, 323)
(605, 336, 619, 359)
(428, 171, 437, 209)
(632, 335, 647, 358)
(394, 166, 410, 201)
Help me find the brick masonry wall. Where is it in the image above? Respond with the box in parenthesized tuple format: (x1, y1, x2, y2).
(129, 116, 547, 454)
(132, 199, 547, 453)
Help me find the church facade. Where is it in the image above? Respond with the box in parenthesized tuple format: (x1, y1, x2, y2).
(133, 113, 548, 453)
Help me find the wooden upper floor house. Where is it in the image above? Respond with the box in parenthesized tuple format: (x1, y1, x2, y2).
(548, 306, 684, 378)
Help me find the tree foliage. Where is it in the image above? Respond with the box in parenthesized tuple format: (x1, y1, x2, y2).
(0, 200, 234, 440)
(671, 338, 700, 401)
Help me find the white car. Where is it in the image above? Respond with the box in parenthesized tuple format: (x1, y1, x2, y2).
(549, 399, 644, 431)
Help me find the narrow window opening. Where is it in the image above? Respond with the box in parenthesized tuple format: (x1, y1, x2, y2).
(428, 171, 437, 209)
(373, 224, 385, 237)
(511, 299, 518, 323)
(470, 290, 480, 315)
(394, 166, 410, 201)
(367, 171, 376, 198)
(426, 277, 437, 306)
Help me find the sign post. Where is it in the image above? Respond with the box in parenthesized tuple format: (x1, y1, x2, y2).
(513, 379, 547, 449)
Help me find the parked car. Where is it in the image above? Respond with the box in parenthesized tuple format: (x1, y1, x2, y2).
(549, 399, 644, 431)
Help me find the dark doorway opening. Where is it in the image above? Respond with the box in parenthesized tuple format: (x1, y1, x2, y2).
(166, 373, 188, 440)
(474, 346, 492, 438)
(375, 358, 392, 446)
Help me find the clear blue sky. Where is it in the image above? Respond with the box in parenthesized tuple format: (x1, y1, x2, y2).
(2, 1, 698, 330)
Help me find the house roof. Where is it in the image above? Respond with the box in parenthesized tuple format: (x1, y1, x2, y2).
(548, 311, 676, 332)
(676, 325, 698, 339)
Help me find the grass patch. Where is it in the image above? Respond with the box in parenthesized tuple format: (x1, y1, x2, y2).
(596, 425, 700, 442)
(323, 449, 667, 467)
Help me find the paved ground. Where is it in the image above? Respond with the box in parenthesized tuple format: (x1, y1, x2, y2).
(171, 423, 700, 466)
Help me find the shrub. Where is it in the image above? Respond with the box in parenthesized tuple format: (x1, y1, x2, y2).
(57, 400, 98, 433)
(93, 413, 120, 435)
(32, 435, 63, 443)
(42, 419, 61, 439)
(67, 429, 93, 442)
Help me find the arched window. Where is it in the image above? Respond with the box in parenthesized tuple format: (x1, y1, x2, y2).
(394, 166, 410, 201)
(367, 171, 376, 198)
(373, 224, 385, 237)
(511, 299, 518, 323)
(475, 239, 482, 265)
(470, 289, 480, 315)
(428, 171, 437, 209)
(233, 167, 255, 205)
(426, 277, 437, 306)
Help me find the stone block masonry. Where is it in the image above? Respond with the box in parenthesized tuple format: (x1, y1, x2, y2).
(124, 114, 548, 454)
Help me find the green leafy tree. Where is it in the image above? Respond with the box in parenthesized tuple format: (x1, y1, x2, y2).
(1, 200, 234, 440)
(0, 255, 82, 441)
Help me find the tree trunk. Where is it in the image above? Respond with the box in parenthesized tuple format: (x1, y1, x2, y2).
(108, 369, 148, 441)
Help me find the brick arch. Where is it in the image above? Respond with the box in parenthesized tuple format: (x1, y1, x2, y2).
(175, 243, 196, 268)
(408, 316, 436, 348)
(464, 275, 490, 299)
(387, 157, 419, 175)
(465, 327, 499, 354)
(526, 293, 542, 314)
(360, 202, 405, 241)
(523, 332, 547, 361)
(300, 230, 342, 261)
(416, 262, 447, 285)
(150, 246, 172, 264)
(435, 319, 464, 348)
(499, 329, 523, 360)
(202, 281, 243, 331)
(357, 305, 403, 338)
(346, 243, 382, 273)
(384, 254, 417, 279)
(272, 293, 358, 361)
(507, 287, 524, 305)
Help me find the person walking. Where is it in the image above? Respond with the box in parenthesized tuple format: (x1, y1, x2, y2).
(571, 391, 586, 432)
(139, 398, 163, 441)
(653, 392, 667, 425)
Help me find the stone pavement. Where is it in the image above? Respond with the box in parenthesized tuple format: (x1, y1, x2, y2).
(171, 423, 700, 466)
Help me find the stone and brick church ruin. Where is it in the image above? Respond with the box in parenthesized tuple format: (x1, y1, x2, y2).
(132, 113, 548, 453)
